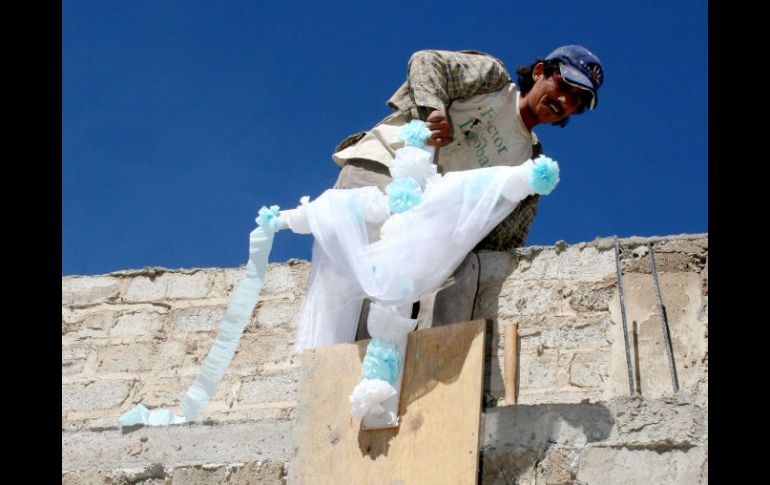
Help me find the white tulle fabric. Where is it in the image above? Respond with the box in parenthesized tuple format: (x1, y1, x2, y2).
(294, 153, 537, 352)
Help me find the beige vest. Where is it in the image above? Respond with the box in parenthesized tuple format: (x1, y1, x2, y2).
(333, 84, 535, 173)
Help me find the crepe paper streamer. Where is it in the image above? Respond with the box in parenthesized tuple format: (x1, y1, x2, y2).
(362, 337, 402, 385)
(349, 302, 415, 426)
(280, 196, 312, 234)
(118, 404, 186, 427)
(349, 378, 398, 421)
(389, 146, 437, 188)
(361, 192, 391, 224)
(398, 119, 432, 148)
(529, 155, 560, 195)
(119, 205, 283, 427)
(385, 176, 423, 214)
(345, 187, 391, 224)
(366, 302, 417, 342)
(256, 205, 286, 232)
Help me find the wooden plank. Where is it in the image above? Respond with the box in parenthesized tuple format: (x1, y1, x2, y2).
(504, 323, 519, 405)
(291, 319, 486, 485)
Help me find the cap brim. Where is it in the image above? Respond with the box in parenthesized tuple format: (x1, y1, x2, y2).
(559, 63, 598, 110)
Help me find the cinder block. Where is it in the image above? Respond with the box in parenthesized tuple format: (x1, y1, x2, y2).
(61, 469, 114, 485)
(262, 263, 299, 295)
(62, 276, 120, 306)
(62, 345, 91, 376)
(497, 280, 565, 317)
(164, 272, 210, 300)
(240, 375, 298, 404)
(132, 375, 233, 409)
(537, 318, 611, 350)
(255, 298, 300, 328)
(110, 311, 164, 337)
(170, 466, 229, 485)
(97, 342, 156, 373)
(229, 461, 285, 485)
(63, 309, 117, 339)
(608, 396, 706, 445)
(124, 276, 164, 302)
(231, 334, 281, 372)
(558, 246, 616, 278)
(172, 306, 225, 333)
(62, 380, 132, 413)
(575, 446, 707, 485)
(62, 421, 294, 470)
(224, 268, 246, 292)
(519, 349, 559, 388)
(569, 349, 609, 388)
(513, 246, 614, 280)
(124, 272, 209, 302)
(565, 278, 617, 312)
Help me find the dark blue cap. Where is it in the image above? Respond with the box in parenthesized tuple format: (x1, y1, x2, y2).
(545, 45, 604, 110)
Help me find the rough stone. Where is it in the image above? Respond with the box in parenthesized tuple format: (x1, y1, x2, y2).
(537, 447, 577, 485)
(170, 465, 229, 484)
(111, 311, 164, 337)
(255, 297, 300, 328)
(62, 308, 117, 338)
(173, 306, 226, 333)
(97, 342, 158, 374)
(512, 246, 615, 281)
(518, 349, 560, 389)
(230, 330, 297, 373)
(170, 461, 285, 485)
(62, 421, 294, 470)
(165, 272, 211, 300)
(125, 272, 209, 302)
(569, 350, 609, 388)
(567, 278, 617, 312)
(496, 280, 565, 317)
(123, 276, 165, 302)
(62, 345, 90, 376)
(231, 461, 285, 485)
(483, 402, 615, 451)
(63, 276, 120, 306)
(575, 445, 707, 485)
(521, 316, 611, 351)
(240, 375, 298, 404)
(261, 263, 301, 295)
(607, 395, 706, 445)
(62, 380, 132, 413)
(61, 469, 116, 485)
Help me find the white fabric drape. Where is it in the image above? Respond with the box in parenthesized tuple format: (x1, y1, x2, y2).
(295, 161, 537, 352)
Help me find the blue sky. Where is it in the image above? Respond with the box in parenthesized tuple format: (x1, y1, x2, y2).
(62, 0, 707, 276)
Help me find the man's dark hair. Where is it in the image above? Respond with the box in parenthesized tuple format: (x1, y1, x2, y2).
(516, 58, 590, 128)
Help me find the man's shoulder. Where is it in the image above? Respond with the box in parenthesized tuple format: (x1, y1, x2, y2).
(458, 50, 508, 68)
(414, 49, 507, 66)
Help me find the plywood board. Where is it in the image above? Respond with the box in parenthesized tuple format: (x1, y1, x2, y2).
(291, 319, 486, 485)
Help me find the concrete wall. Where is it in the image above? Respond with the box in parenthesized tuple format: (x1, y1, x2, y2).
(62, 234, 708, 485)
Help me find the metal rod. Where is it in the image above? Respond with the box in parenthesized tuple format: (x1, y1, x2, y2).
(647, 240, 680, 393)
(614, 239, 636, 395)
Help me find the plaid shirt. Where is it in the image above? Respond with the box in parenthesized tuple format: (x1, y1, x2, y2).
(335, 50, 541, 252)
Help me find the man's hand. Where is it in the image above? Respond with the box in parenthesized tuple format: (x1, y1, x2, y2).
(425, 110, 452, 147)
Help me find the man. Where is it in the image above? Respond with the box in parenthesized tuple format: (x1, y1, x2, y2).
(330, 45, 604, 338)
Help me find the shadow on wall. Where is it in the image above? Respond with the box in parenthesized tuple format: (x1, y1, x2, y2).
(480, 401, 615, 484)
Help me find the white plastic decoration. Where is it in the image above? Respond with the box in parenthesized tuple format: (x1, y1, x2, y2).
(120, 120, 560, 427)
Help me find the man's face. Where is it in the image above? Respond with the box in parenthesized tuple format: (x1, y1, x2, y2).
(524, 63, 586, 125)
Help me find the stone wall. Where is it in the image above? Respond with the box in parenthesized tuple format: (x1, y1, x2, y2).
(62, 234, 708, 484)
